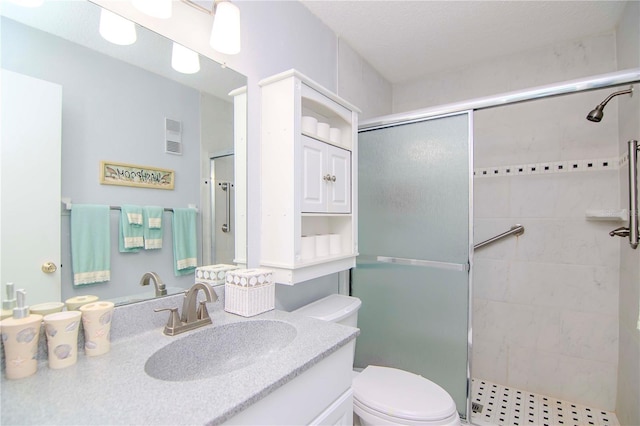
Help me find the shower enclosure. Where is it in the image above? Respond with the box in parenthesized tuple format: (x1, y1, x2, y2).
(353, 69, 639, 425)
(353, 112, 473, 420)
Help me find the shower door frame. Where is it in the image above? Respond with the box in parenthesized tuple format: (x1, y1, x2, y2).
(357, 110, 475, 420)
(358, 67, 640, 425)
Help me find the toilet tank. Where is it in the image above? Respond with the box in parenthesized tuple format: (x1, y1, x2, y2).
(293, 294, 362, 328)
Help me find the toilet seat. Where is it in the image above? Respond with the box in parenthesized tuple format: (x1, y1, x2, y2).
(352, 366, 458, 424)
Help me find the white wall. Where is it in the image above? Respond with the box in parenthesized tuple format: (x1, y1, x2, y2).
(337, 39, 393, 120)
(392, 33, 617, 114)
(395, 31, 622, 410)
(615, 2, 640, 424)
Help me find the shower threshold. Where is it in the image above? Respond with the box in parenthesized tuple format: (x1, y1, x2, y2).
(470, 378, 619, 426)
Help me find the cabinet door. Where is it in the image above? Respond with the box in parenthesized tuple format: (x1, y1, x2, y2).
(301, 137, 326, 213)
(327, 145, 351, 213)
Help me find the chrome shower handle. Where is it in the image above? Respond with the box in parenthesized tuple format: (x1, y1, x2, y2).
(609, 226, 630, 238)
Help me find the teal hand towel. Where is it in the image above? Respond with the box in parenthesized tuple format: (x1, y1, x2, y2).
(119, 204, 143, 253)
(143, 206, 164, 250)
(71, 204, 110, 285)
(172, 208, 197, 276)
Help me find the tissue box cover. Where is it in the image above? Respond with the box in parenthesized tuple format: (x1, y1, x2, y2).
(195, 264, 238, 286)
(224, 268, 274, 317)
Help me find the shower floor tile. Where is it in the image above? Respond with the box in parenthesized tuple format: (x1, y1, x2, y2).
(470, 378, 619, 426)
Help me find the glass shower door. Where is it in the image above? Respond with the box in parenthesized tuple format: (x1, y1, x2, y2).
(353, 112, 472, 419)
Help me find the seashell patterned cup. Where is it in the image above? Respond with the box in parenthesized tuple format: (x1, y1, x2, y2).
(43, 311, 82, 369)
(79, 301, 114, 356)
(0, 314, 43, 379)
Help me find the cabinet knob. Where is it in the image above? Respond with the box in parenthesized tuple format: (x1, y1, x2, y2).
(323, 174, 332, 182)
(331, 175, 336, 182)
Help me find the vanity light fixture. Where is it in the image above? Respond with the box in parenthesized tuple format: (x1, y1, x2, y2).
(171, 42, 201, 74)
(99, 8, 137, 46)
(132, 0, 172, 19)
(181, 0, 241, 55)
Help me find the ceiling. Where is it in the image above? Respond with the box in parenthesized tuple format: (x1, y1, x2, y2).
(300, 0, 629, 85)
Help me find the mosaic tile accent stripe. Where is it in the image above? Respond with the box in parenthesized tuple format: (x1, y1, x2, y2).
(474, 155, 626, 178)
(471, 378, 620, 426)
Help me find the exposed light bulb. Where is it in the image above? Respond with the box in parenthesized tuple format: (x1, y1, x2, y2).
(210, 1, 241, 55)
(132, 0, 172, 19)
(99, 9, 137, 46)
(172, 43, 200, 74)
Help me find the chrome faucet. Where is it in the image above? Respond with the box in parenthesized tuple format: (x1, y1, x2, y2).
(140, 272, 167, 297)
(154, 282, 218, 336)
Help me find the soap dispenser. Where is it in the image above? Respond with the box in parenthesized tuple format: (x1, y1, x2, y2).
(1, 282, 17, 320)
(0, 289, 43, 379)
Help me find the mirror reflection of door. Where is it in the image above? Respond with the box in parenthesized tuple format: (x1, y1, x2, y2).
(210, 155, 235, 264)
(1, 70, 62, 305)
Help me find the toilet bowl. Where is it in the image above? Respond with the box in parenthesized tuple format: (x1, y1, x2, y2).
(293, 294, 461, 426)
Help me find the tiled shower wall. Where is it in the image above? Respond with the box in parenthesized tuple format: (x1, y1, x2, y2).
(472, 85, 622, 412)
(393, 32, 622, 411)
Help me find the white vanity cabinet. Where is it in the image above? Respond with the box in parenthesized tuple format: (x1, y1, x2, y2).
(259, 70, 360, 285)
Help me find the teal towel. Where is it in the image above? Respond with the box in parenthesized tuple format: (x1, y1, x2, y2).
(119, 204, 143, 253)
(172, 208, 197, 276)
(71, 205, 110, 286)
(143, 206, 164, 250)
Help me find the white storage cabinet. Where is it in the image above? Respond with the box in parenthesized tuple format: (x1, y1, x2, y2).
(259, 70, 359, 285)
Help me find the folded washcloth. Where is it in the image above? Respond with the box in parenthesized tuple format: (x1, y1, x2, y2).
(143, 206, 164, 250)
(71, 204, 111, 285)
(119, 204, 143, 252)
(124, 205, 143, 225)
(172, 208, 197, 276)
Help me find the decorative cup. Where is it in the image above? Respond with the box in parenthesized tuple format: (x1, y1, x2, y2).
(79, 301, 114, 356)
(0, 315, 43, 379)
(31, 302, 65, 316)
(65, 295, 98, 311)
(43, 311, 81, 369)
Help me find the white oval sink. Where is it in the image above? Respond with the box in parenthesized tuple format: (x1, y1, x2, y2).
(145, 320, 297, 382)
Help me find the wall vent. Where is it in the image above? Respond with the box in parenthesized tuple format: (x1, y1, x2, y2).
(165, 118, 182, 155)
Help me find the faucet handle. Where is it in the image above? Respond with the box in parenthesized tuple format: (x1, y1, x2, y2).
(154, 307, 182, 335)
(197, 301, 210, 321)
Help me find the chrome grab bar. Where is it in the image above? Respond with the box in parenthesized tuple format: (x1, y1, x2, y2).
(219, 181, 232, 233)
(629, 140, 639, 249)
(611, 140, 638, 249)
(474, 225, 525, 250)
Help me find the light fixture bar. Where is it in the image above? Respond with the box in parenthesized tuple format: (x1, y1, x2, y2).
(180, 0, 214, 15)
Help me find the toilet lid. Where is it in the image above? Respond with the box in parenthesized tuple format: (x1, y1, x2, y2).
(352, 366, 457, 422)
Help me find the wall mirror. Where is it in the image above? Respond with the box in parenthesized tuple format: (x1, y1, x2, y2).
(0, 0, 247, 308)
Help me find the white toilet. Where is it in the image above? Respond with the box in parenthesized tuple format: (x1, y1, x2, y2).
(294, 294, 461, 426)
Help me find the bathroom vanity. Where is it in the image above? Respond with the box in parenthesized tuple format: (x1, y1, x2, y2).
(0, 294, 358, 425)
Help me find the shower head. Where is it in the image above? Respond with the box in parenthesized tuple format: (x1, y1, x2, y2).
(586, 105, 605, 122)
(586, 85, 633, 123)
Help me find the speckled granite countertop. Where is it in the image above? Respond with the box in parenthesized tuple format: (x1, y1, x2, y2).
(0, 294, 358, 425)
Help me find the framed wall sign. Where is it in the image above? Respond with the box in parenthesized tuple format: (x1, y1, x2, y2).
(100, 161, 175, 190)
